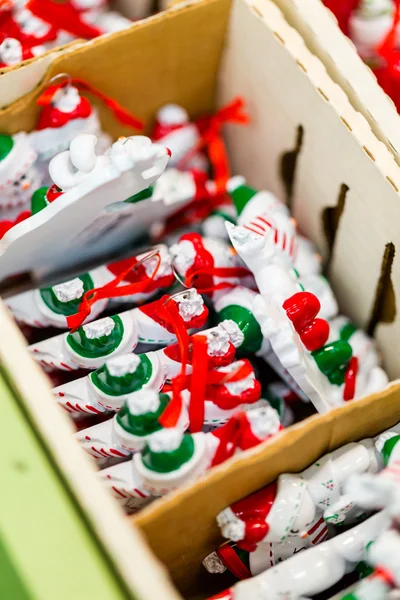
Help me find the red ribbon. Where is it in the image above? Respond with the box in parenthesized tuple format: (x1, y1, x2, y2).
(36, 77, 144, 130)
(211, 411, 250, 467)
(26, 0, 103, 39)
(185, 266, 252, 295)
(343, 356, 359, 401)
(163, 358, 253, 392)
(157, 298, 190, 428)
(371, 565, 396, 589)
(66, 252, 161, 331)
(216, 544, 252, 580)
(179, 97, 248, 192)
(188, 335, 209, 433)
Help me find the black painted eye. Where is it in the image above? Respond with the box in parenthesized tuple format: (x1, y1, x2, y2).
(20, 174, 26, 180)
(290, 528, 300, 534)
(13, 181, 19, 186)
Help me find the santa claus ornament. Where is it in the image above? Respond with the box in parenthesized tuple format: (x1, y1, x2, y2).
(29, 74, 144, 182)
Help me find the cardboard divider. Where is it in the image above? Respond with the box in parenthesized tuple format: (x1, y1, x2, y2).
(217, 0, 400, 378)
(134, 382, 400, 596)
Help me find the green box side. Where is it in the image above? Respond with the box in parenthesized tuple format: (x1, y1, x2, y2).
(0, 372, 132, 600)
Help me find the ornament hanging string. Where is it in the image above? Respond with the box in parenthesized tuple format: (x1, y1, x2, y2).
(27, 0, 102, 39)
(184, 265, 252, 295)
(178, 97, 248, 193)
(67, 251, 161, 331)
(37, 75, 144, 130)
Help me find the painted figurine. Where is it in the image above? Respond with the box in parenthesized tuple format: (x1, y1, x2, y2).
(29, 288, 208, 370)
(100, 404, 282, 511)
(216, 427, 396, 576)
(75, 359, 265, 463)
(208, 511, 390, 600)
(6, 244, 175, 328)
(151, 103, 209, 172)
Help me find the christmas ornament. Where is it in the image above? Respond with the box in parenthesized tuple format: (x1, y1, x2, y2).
(29, 288, 208, 370)
(203, 513, 329, 579)
(0, 133, 173, 282)
(54, 350, 167, 416)
(1, 5, 59, 48)
(100, 405, 282, 510)
(151, 104, 208, 172)
(75, 389, 190, 465)
(75, 360, 266, 462)
(227, 177, 297, 268)
(0, 34, 45, 67)
(29, 75, 143, 182)
(341, 441, 400, 600)
(217, 431, 388, 557)
(0, 132, 41, 219)
(6, 244, 175, 328)
(329, 315, 389, 397)
(208, 511, 389, 600)
(170, 232, 252, 297)
(349, 0, 395, 59)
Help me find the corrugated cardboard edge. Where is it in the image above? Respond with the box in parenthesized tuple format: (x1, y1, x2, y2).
(243, 0, 400, 192)
(0, 301, 181, 600)
(272, 0, 400, 163)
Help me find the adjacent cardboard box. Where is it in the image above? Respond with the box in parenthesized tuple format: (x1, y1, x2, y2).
(1, 0, 400, 599)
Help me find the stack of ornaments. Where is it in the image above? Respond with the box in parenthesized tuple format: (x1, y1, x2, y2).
(2, 87, 391, 522)
(0, 74, 143, 234)
(325, 0, 400, 111)
(0, 0, 166, 70)
(204, 426, 400, 600)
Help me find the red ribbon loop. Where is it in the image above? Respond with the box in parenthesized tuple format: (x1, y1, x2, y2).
(185, 266, 251, 294)
(36, 77, 144, 130)
(67, 252, 161, 331)
(157, 298, 190, 428)
(179, 97, 248, 192)
(211, 411, 249, 467)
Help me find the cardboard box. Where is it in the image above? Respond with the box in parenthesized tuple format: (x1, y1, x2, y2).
(1, 0, 400, 599)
